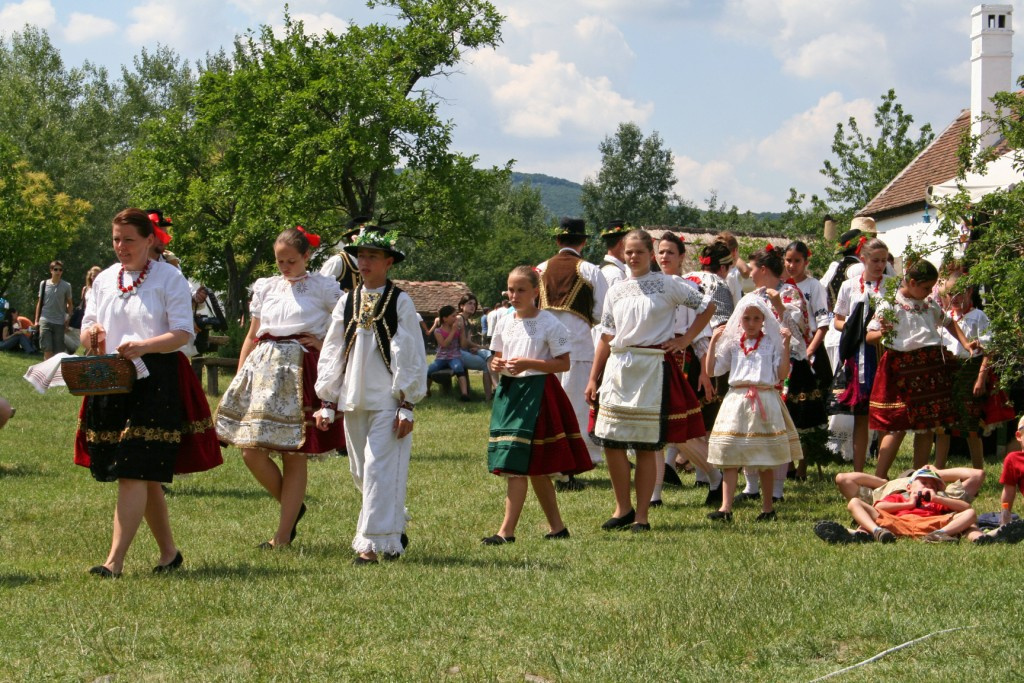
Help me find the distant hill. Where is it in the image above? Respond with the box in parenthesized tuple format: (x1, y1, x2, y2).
(511, 172, 583, 218)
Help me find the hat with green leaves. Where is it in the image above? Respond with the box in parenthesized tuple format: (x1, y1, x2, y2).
(343, 225, 405, 264)
(554, 216, 587, 238)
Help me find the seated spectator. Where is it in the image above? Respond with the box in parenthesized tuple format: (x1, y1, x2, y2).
(1, 307, 36, 354)
(427, 305, 470, 401)
(815, 466, 1024, 544)
(997, 415, 1024, 527)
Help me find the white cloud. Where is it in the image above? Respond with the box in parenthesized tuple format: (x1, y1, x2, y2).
(126, 1, 187, 46)
(757, 91, 876, 185)
(63, 12, 117, 44)
(0, 0, 55, 30)
(781, 28, 887, 80)
(471, 49, 653, 138)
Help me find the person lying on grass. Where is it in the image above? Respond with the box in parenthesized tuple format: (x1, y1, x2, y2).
(815, 465, 1024, 545)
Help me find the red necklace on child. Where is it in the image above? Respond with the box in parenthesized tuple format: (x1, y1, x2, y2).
(117, 260, 152, 299)
(740, 331, 764, 356)
(859, 274, 880, 294)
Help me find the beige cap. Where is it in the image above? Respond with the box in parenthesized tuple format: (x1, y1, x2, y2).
(850, 216, 876, 233)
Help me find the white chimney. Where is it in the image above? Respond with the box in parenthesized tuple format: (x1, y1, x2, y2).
(971, 4, 1014, 151)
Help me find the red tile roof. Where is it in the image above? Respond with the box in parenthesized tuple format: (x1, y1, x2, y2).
(858, 110, 972, 219)
(393, 280, 472, 317)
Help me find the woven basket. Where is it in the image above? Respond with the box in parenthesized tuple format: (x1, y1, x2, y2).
(60, 329, 137, 397)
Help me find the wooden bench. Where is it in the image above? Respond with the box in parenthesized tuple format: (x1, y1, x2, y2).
(191, 335, 236, 395)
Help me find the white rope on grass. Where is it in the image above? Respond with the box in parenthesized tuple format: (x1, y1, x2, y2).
(808, 625, 977, 682)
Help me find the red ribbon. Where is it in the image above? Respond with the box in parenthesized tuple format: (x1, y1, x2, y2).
(744, 386, 767, 420)
(699, 256, 712, 265)
(807, 249, 812, 258)
(296, 225, 321, 248)
(854, 235, 867, 256)
(153, 226, 171, 245)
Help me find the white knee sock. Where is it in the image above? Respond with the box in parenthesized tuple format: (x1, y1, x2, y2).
(772, 463, 788, 499)
(742, 466, 759, 494)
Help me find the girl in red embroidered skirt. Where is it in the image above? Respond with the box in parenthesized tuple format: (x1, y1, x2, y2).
(866, 260, 978, 478)
(482, 266, 593, 545)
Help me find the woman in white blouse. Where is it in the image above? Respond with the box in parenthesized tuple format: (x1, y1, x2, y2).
(215, 227, 343, 549)
(585, 230, 715, 532)
(76, 208, 222, 578)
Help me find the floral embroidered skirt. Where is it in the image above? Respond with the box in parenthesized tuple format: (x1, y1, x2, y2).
(215, 339, 344, 454)
(868, 346, 957, 433)
(74, 352, 222, 483)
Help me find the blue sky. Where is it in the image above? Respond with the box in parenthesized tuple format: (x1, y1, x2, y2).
(4, 0, 1024, 211)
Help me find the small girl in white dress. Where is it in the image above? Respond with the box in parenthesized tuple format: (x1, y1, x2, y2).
(706, 294, 802, 522)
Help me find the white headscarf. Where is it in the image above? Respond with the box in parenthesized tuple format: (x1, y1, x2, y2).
(720, 293, 782, 350)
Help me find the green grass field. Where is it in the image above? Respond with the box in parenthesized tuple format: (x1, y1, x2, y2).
(1, 352, 1022, 681)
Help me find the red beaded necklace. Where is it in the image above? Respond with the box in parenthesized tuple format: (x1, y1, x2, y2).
(859, 274, 880, 294)
(740, 331, 764, 356)
(117, 260, 152, 299)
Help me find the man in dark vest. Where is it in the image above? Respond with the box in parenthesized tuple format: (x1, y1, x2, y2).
(537, 217, 608, 486)
(315, 225, 427, 564)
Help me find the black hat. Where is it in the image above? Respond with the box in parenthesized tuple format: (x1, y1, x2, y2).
(836, 229, 866, 256)
(554, 217, 587, 238)
(342, 215, 374, 241)
(343, 225, 405, 264)
(600, 218, 630, 240)
(144, 209, 172, 227)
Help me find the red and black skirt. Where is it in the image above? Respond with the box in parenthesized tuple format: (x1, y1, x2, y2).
(74, 352, 223, 483)
(868, 346, 957, 433)
(487, 374, 595, 476)
(785, 357, 828, 431)
(674, 347, 727, 430)
(589, 350, 706, 451)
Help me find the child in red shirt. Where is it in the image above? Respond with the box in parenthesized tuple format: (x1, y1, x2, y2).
(848, 466, 982, 543)
(998, 415, 1024, 527)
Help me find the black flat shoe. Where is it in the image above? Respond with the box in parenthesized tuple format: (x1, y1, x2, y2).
(706, 510, 733, 522)
(755, 510, 778, 522)
(601, 509, 636, 530)
(630, 522, 651, 533)
(383, 533, 411, 561)
(152, 551, 183, 574)
(290, 503, 307, 543)
(544, 528, 570, 540)
(649, 499, 663, 508)
(663, 463, 683, 487)
(352, 556, 379, 565)
(481, 534, 515, 545)
(88, 565, 121, 579)
(704, 485, 723, 508)
(257, 541, 276, 550)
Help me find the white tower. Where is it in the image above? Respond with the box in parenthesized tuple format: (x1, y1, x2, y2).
(971, 4, 1014, 150)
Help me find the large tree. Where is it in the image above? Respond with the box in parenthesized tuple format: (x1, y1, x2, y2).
(0, 135, 90, 295)
(820, 89, 934, 214)
(0, 27, 121, 300)
(581, 122, 678, 229)
(129, 1, 504, 316)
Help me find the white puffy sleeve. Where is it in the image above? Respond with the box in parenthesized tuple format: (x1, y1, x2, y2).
(670, 274, 711, 313)
(315, 292, 349, 403)
(712, 341, 735, 378)
(390, 291, 428, 404)
(546, 314, 572, 358)
(249, 278, 270, 318)
(163, 267, 196, 339)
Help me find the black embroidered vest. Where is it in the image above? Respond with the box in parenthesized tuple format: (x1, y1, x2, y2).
(342, 281, 402, 375)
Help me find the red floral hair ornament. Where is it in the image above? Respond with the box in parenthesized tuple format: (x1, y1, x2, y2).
(295, 225, 321, 248)
(807, 249, 812, 258)
(699, 256, 712, 266)
(147, 212, 172, 245)
(765, 243, 775, 252)
(854, 235, 867, 256)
